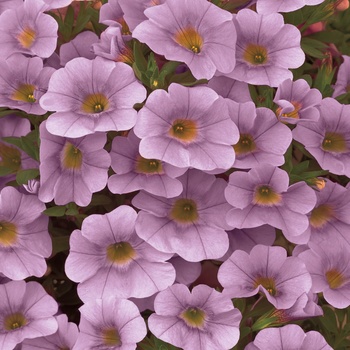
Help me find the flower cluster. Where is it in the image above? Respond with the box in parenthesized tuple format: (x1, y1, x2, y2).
(0, 0, 349, 349)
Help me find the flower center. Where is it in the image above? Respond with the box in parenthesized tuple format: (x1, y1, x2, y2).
(106, 242, 136, 265)
(233, 134, 256, 155)
(17, 26, 36, 49)
(322, 132, 348, 153)
(276, 101, 302, 120)
(243, 44, 268, 65)
(254, 276, 277, 296)
(135, 156, 163, 174)
(169, 198, 199, 223)
(325, 269, 346, 289)
(253, 185, 282, 207)
(101, 328, 122, 346)
(0, 142, 22, 174)
(174, 27, 203, 54)
(116, 47, 134, 65)
(4, 312, 27, 331)
(61, 142, 83, 170)
(309, 204, 334, 228)
(81, 93, 110, 114)
(11, 84, 36, 103)
(169, 119, 198, 142)
(0, 221, 18, 247)
(180, 307, 206, 328)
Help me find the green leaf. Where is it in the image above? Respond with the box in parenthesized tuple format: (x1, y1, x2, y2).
(301, 38, 327, 59)
(133, 40, 148, 73)
(292, 161, 310, 175)
(44, 206, 66, 217)
(16, 168, 39, 185)
(0, 166, 14, 176)
(319, 306, 339, 333)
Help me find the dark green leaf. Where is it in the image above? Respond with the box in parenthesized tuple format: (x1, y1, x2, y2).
(16, 168, 39, 185)
(51, 235, 70, 255)
(44, 206, 66, 217)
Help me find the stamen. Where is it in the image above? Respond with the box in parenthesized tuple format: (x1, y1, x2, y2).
(169, 198, 199, 223)
(243, 44, 268, 65)
(174, 27, 203, 54)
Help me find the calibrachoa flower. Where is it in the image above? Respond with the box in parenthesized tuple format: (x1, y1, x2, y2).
(0, 0, 22, 14)
(59, 31, 98, 66)
(92, 26, 134, 65)
(0, 0, 58, 59)
(0, 54, 55, 115)
(256, 0, 325, 15)
(298, 240, 350, 309)
(134, 83, 239, 171)
(41, 0, 73, 10)
(0, 281, 58, 350)
(65, 205, 176, 302)
(74, 297, 147, 350)
(228, 101, 292, 169)
(218, 245, 312, 309)
(133, 169, 232, 262)
(99, 0, 131, 35)
(40, 57, 147, 138)
(0, 186, 51, 280)
(293, 98, 350, 176)
(274, 78, 322, 124)
(225, 164, 317, 242)
(132, 0, 237, 80)
(207, 76, 251, 103)
(21, 314, 79, 350)
(119, 0, 165, 32)
(227, 9, 304, 87)
(38, 121, 111, 206)
(245, 324, 332, 350)
(148, 284, 242, 350)
(108, 130, 185, 198)
(0, 115, 38, 190)
(292, 179, 350, 246)
(333, 55, 350, 97)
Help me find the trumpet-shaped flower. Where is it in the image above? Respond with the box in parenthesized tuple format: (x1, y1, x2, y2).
(0, 187, 51, 280)
(227, 9, 304, 87)
(228, 101, 292, 169)
(38, 121, 111, 206)
(0, 0, 58, 59)
(148, 284, 242, 350)
(256, 0, 325, 15)
(108, 130, 185, 198)
(40, 57, 147, 138)
(293, 97, 350, 177)
(74, 297, 146, 350)
(218, 245, 312, 309)
(132, 0, 237, 80)
(225, 164, 317, 241)
(65, 205, 176, 302)
(274, 78, 322, 124)
(0, 54, 55, 115)
(133, 169, 232, 262)
(0, 281, 58, 350)
(134, 83, 239, 171)
(333, 55, 350, 98)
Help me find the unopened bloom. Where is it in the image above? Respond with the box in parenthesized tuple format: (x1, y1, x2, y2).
(293, 98, 350, 176)
(132, 0, 237, 79)
(134, 83, 239, 171)
(227, 9, 304, 87)
(65, 205, 175, 302)
(0, 0, 58, 59)
(225, 164, 317, 241)
(40, 57, 147, 138)
(74, 297, 147, 350)
(245, 324, 331, 350)
(218, 245, 312, 309)
(0, 187, 51, 280)
(0, 281, 58, 350)
(149, 284, 242, 350)
(39, 121, 111, 206)
(274, 78, 322, 124)
(133, 169, 232, 262)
